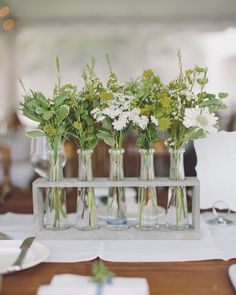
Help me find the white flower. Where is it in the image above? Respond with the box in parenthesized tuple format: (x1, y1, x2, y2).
(103, 107, 121, 119)
(150, 115, 158, 126)
(112, 118, 128, 130)
(138, 115, 149, 130)
(183, 90, 197, 101)
(96, 115, 106, 122)
(183, 106, 218, 133)
(90, 108, 100, 116)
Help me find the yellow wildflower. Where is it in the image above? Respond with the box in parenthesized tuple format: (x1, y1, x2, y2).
(160, 96, 171, 109)
(99, 91, 113, 101)
(141, 105, 153, 116)
(66, 98, 76, 107)
(73, 121, 83, 131)
(185, 69, 193, 76)
(43, 125, 57, 137)
(143, 69, 154, 78)
(159, 117, 171, 131)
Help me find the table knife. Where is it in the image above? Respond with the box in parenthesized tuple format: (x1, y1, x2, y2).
(7, 237, 35, 272)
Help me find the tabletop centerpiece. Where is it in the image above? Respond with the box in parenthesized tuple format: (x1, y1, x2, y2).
(66, 60, 103, 230)
(127, 69, 162, 230)
(20, 58, 70, 230)
(154, 50, 228, 229)
(91, 56, 135, 229)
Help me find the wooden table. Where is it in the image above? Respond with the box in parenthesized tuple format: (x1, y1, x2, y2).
(0, 187, 235, 295)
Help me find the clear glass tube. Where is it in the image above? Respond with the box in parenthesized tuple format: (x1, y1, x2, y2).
(106, 149, 127, 227)
(44, 147, 68, 230)
(137, 149, 159, 230)
(76, 149, 97, 230)
(167, 148, 189, 229)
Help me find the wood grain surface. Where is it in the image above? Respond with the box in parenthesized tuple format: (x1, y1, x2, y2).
(1, 259, 236, 295)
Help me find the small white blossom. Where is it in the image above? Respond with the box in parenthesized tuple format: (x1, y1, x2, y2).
(183, 90, 197, 101)
(112, 118, 128, 131)
(90, 108, 100, 116)
(150, 115, 158, 126)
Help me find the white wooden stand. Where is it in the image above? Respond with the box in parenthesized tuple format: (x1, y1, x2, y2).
(32, 177, 200, 240)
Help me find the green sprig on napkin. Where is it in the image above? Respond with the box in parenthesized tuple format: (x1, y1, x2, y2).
(91, 260, 115, 285)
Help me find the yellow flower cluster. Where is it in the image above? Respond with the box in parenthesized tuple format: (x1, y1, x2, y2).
(159, 117, 171, 132)
(143, 69, 154, 78)
(140, 105, 153, 116)
(43, 125, 57, 137)
(99, 91, 113, 101)
(73, 121, 83, 131)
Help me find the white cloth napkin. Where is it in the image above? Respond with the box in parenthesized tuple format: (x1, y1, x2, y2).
(194, 131, 236, 211)
(37, 274, 149, 295)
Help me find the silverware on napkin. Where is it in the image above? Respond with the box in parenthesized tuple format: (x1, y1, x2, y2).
(7, 237, 35, 272)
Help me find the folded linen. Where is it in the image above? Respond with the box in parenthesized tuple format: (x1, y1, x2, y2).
(37, 274, 150, 295)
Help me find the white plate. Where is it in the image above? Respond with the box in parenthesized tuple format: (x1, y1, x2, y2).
(0, 240, 49, 274)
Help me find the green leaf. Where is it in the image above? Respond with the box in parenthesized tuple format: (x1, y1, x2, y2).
(218, 92, 228, 99)
(91, 261, 115, 285)
(43, 111, 54, 120)
(199, 99, 227, 110)
(195, 66, 205, 73)
(57, 105, 69, 122)
(189, 129, 206, 140)
(22, 109, 41, 122)
(35, 107, 47, 115)
(26, 130, 45, 138)
(98, 128, 111, 135)
(197, 78, 209, 85)
(37, 92, 49, 109)
(97, 132, 115, 147)
(54, 93, 67, 109)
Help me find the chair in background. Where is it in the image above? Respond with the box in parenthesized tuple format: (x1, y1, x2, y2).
(0, 144, 12, 204)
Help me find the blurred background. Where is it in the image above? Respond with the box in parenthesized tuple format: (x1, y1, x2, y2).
(0, 0, 236, 197)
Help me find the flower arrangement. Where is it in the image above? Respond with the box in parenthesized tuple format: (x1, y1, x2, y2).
(91, 58, 134, 149)
(20, 58, 70, 229)
(67, 60, 105, 229)
(20, 52, 228, 231)
(153, 50, 228, 228)
(154, 50, 227, 150)
(127, 69, 162, 149)
(67, 59, 102, 151)
(125, 69, 163, 228)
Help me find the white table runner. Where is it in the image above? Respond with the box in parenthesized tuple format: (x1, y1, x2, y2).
(0, 212, 235, 263)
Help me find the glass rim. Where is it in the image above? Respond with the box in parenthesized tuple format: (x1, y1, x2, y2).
(139, 148, 155, 154)
(77, 149, 94, 154)
(168, 148, 185, 153)
(108, 148, 125, 154)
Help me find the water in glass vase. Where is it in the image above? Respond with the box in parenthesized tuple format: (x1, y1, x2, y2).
(137, 149, 159, 230)
(44, 147, 68, 230)
(167, 148, 189, 230)
(106, 149, 128, 230)
(76, 149, 97, 230)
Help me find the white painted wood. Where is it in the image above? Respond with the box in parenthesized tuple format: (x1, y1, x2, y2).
(32, 177, 200, 240)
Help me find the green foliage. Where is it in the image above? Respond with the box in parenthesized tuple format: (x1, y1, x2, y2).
(25, 130, 45, 138)
(65, 61, 102, 150)
(20, 54, 229, 154)
(127, 68, 163, 149)
(91, 260, 115, 285)
(153, 51, 228, 149)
